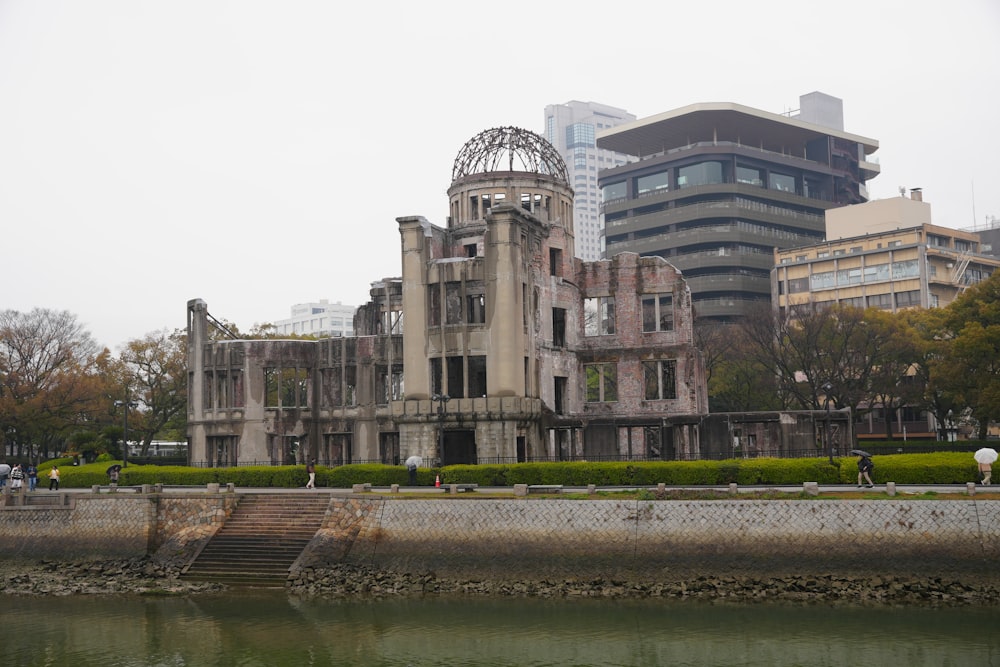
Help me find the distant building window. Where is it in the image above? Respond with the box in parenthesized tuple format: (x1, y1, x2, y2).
(636, 171, 669, 195)
(788, 277, 809, 293)
(868, 293, 893, 309)
(584, 297, 615, 336)
(769, 173, 795, 193)
(888, 240, 903, 248)
(677, 161, 723, 188)
(736, 165, 764, 186)
(602, 182, 626, 201)
(810, 271, 835, 290)
(850, 246, 863, 254)
(892, 259, 919, 279)
(585, 363, 617, 402)
(895, 290, 921, 308)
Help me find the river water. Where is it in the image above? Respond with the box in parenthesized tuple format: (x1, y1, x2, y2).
(2, 590, 997, 666)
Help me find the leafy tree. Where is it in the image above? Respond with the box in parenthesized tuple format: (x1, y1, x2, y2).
(941, 273, 1000, 438)
(0, 308, 105, 461)
(116, 329, 188, 455)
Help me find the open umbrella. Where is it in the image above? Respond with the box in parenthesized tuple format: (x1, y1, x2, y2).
(106, 464, 122, 475)
(850, 449, 873, 458)
(974, 448, 998, 465)
(0, 463, 9, 477)
(405, 455, 423, 469)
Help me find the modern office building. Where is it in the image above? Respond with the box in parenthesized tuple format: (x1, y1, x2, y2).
(273, 300, 356, 338)
(773, 191, 1000, 314)
(596, 92, 880, 321)
(544, 101, 635, 261)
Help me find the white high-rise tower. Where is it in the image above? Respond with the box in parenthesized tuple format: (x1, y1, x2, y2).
(544, 101, 635, 260)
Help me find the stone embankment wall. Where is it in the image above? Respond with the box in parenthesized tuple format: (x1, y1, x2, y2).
(307, 497, 1000, 581)
(2, 494, 998, 582)
(0, 494, 237, 563)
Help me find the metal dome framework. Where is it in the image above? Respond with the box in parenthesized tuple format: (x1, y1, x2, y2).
(451, 126, 568, 183)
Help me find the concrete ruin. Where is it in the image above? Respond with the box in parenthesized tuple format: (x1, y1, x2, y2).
(186, 127, 848, 467)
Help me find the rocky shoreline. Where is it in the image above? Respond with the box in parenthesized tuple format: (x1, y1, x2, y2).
(2, 558, 997, 607)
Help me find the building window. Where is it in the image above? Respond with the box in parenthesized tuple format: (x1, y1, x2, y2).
(602, 181, 626, 201)
(895, 290, 921, 308)
(552, 308, 566, 348)
(636, 170, 669, 195)
(868, 293, 893, 309)
(466, 293, 486, 324)
(788, 277, 809, 293)
(892, 259, 919, 280)
(643, 360, 677, 400)
(265, 367, 308, 408)
(769, 173, 795, 193)
(677, 161, 723, 188)
(585, 363, 617, 402)
(584, 296, 615, 336)
(376, 365, 404, 404)
(641, 294, 673, 332)
(550, 248, 562, 277)
(736, 165, 764, 186)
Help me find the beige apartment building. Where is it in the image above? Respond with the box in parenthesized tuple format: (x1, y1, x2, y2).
(773, 192, 1000, 314)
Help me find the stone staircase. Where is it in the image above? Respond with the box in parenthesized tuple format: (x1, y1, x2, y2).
(182, 493, 330, 586)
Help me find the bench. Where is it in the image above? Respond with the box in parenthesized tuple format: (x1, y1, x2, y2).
(91, 485, 144, 494)
(527, 484, 563, 495)
(444, 483, 478, 494)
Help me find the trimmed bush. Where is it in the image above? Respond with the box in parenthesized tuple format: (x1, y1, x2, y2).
(35, 451, 984, 489)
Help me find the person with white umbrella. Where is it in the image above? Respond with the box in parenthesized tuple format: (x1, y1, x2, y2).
(405, 455, 422, 486)
(974, 448, 997, 486)
(0, 462, 10, 493)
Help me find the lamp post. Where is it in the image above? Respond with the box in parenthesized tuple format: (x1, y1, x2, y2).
(114, 394, 139, 468)
(822, 382, 834, 465)
(431, 393, 450, 465)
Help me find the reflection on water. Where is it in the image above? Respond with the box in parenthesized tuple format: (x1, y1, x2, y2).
(1, 590, 998, 666)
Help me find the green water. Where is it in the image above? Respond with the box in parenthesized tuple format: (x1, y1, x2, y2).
(1, 591, 997, 666)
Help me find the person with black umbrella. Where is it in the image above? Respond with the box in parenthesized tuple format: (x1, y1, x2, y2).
(853, 450, 875, 488)
(107, 464, 122, 487)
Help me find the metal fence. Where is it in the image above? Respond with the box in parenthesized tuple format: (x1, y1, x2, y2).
(185, 445, 986, 469)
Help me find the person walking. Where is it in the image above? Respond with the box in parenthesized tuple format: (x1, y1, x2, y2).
(26, 464, 38, 492)
(305, 460, 316, 489)
(0, 463, 9, 493)
(48, 466, 60, 491)
(979, 461, 992, 486)
(857, 454, 875, 488)
(9, 464, 24, 493)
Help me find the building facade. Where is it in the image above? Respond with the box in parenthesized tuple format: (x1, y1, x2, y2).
(773, 192, 1000, 314)
(772, 191, 1000, 440)
(596, 92, 880, 322)
(273, 300, 357, 338)
(186, 128, 710, 468)
(543, 101, 635, 261)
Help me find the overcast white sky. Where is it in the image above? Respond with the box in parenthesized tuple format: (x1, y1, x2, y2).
(2, 0, 998, 351)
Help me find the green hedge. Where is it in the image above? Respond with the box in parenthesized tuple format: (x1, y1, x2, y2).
(38, 452, 983, 489)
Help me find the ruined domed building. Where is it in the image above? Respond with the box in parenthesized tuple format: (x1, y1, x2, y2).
(186, 127, 711, 467)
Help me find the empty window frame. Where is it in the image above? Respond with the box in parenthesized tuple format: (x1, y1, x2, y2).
(641, 294, 673, 332)
(643, 360, 677, 400)
(584, 296, 615, 336)
(585, 363, 618, 402)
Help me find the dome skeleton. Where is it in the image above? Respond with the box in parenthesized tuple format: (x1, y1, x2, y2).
(451, 126, 568, 184)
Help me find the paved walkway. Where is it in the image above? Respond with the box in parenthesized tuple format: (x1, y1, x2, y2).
(25, 483, 997, 496)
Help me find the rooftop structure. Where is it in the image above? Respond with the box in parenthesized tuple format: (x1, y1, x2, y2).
(597, 92, 880, 321)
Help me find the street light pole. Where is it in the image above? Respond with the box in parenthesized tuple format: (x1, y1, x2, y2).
(114, 393, 139, 468)
(431, 394, 450, 466)
(822, 382, 834, 465)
